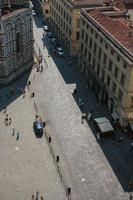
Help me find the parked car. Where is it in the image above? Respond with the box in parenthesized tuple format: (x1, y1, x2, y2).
(32, 10, 36, 16)
(43, 25, 48, 32)
(33, 120, 43, 137)
(50, 37, 56, 44)
(47, 32, 53, 38)
(57, 47, 64, 56)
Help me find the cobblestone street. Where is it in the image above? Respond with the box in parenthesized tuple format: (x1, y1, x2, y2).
(0, 13, 133, 200)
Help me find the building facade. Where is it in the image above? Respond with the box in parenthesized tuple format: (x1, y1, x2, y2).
(32, 0, 50, 23)
(80, 6, 133, 126)
(0, 0, 33, 86)
(50, 0, 112, 58)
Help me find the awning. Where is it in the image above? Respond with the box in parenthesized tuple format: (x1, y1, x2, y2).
(111, 112, 119, 121)
(94, 117, 109, 124)
(98, 121, 114, 133)
(94, 117, 114, 133)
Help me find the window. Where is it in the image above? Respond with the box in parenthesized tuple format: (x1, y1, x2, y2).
(118, 89, 123, 102)
(100, 38, 102, 44)
(77, 19, 80, 28)
(76, 32, 80, 40)
(88, 53, 91, 62)
(85, 34, 88, 43)
(131, 97, 133, 105)
(89, 38, 92, 49)
(102, 69, 105, 81)
(97, 64, 100, 75)
(103, 53, 107, 65)
(95, 33, 97, 39)
(46, 9, 49, 14)
(85, 47, 87, 56)
(92, 58, 96, 69)
(109, 59, 113, 71)
(111, 49, 114, 55)
(121, 73, 126, 87)
(123, 62, 127, 69)
(114, 66, 119, 79)
(81, 29, 84, 39)
(16, 32, 21, 54)
(107, 75, 111, 86)
(81, 43, 83, 52)
(117, 55, 120, 62)
(112, 82, 117, 93)
(91, 28, 93, 34)
(94, 42, 97, 54)
(105, 43, 108, 49)
(98, 47, 102, 59)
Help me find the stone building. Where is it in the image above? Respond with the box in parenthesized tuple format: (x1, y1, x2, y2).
(0, 0, 33, 86)
(49, 0, 112, 58)
(80, 6, 133, 126)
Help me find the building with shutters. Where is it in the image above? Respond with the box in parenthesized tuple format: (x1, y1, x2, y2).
(49, 0, 112, 59)
(80, 6, 133, 126)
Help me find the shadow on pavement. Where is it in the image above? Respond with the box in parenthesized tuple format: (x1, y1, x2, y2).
(43, 37, 133, 193)
(0, 70, 31, 112)
(34, 16, 133, 193)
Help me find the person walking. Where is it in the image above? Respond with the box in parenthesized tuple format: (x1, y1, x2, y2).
(12, 128, 15, 136)
(23, 90, 25, 98)
(9, 117, 11, 125)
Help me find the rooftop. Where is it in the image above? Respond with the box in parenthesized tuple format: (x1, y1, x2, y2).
(1, 8, 26, 20)
(82, 8, 133, 58)
(67, 0, 112, 7)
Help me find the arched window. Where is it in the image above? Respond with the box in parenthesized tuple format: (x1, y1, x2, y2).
(16, 32, 21, 53)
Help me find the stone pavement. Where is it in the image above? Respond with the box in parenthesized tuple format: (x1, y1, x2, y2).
(31, 15, 130, 200)
(0, 71, 66, 200)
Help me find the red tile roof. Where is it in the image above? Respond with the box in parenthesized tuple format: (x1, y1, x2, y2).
(86, 8, 133, 55)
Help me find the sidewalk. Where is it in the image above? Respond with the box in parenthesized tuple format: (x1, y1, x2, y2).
(0, 70, 66, 200)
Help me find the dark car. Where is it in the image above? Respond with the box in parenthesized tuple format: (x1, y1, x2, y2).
(33, 120, 43, 137)
(47, 32, 53, 38)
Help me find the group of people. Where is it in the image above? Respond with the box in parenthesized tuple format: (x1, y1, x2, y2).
(4, 106, 11, 126)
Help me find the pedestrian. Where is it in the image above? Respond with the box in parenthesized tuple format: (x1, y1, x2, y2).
(96, 132, 101, 142)
(73, 88, 77, 95)
(16, 132, 19, 141)
(118, 136, 123, 144)
(130, 193, 133, 200)
(12, 128, 15, 136)
(23, 90, 25, 98)
(31, 92, 35, 98)
(5, 116, 8, 126)
(9, 117, 11, 125)
(40, 65, 43, 72)
(3, 106, 6, 114)
(40, 197, 44, 200)
(87, 112, 91, 121)
(28, 80, 31, 86)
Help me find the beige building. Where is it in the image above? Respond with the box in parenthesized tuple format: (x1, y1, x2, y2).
(80, 6, 133, 126)
(50, 0, 112, 58)
(32, 0, 50, 23)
